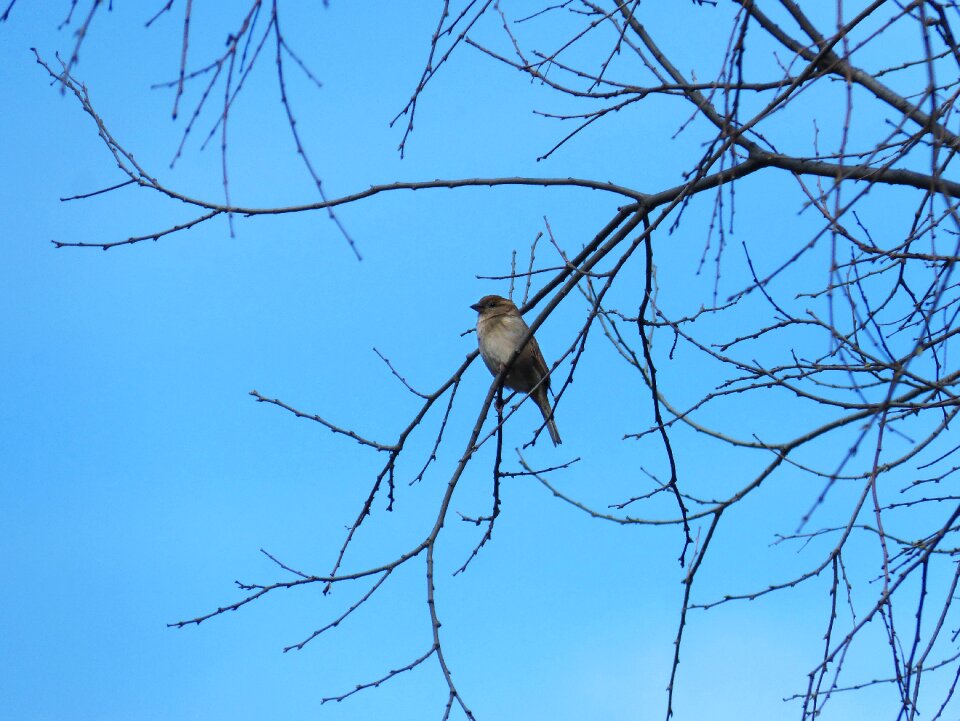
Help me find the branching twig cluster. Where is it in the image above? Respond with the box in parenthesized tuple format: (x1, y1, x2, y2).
(28, 1, 960, 719)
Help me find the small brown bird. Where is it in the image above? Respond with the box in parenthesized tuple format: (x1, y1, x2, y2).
(471, 294, 562, 445)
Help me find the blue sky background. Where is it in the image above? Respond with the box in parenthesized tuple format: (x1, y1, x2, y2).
(2, 3, 953, 720)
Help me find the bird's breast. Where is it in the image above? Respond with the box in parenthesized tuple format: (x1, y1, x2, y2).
(478, 315, 527, 367)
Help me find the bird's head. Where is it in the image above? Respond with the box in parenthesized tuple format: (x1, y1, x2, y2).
(470, 295, 517, 316)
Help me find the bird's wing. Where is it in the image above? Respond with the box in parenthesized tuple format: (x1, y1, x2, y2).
(524, 336, 551, 390)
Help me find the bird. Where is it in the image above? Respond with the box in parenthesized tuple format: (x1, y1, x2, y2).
(471, 294, 562, 445)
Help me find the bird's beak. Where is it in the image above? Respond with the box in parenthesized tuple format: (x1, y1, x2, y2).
(470, 302, 481, 312)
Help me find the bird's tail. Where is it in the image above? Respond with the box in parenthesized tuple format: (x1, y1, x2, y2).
(545, 416, 562, 446)
(535, 393, 562, 446)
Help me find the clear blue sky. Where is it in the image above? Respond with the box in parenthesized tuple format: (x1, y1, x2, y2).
(2, 4, 948, 720)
